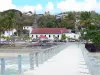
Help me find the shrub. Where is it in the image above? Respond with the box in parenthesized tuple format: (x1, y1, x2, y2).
(61, 34, 66, 40)
(23, 36, 30, 40)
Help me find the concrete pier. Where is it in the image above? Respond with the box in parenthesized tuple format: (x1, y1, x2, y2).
(23, 44, 91, 75)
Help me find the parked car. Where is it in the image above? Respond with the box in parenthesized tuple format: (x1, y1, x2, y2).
(32, 38, 39, 42)
(69, 39, 76, 42)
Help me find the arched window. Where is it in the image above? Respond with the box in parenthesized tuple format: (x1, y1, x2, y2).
(36, 35, 38, 38)
(58, 35, 59, 38)
(32, 35, 33, 37)
(49, 35, 50, 38)
(53, 35, 55, 37)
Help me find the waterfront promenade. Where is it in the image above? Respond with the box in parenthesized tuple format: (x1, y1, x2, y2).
(23, 44, 91, 75)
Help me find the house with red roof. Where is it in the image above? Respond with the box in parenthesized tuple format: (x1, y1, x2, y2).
(29, 28, 68, 40)
(23, 26, 80, 40)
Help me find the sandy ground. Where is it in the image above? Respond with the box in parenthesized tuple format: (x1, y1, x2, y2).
(23, 44, 91, 75)
(0, 53, 29, 58)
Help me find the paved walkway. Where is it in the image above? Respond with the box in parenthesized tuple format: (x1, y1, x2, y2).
(23, 44, 91, 75)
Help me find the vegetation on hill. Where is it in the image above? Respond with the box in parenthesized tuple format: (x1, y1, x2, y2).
(0, 9, 34, 36)
(0, 9, 100, 37)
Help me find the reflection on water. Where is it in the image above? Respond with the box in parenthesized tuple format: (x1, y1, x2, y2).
(31, 45, 52, 49)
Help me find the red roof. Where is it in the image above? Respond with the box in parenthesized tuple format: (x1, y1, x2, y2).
(31, 28, 67, 34)
(39, 35, 48, 39)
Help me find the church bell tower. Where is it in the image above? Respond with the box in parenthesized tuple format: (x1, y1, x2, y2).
(33, 10, 37, 28)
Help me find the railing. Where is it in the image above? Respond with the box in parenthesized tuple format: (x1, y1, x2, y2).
(80, 44, 100, 75)
(0, 43, 67, 75)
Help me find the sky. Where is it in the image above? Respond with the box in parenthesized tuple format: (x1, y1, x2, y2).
(0, 0, 100, 14)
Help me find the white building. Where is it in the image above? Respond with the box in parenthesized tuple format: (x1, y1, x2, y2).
(23, 26, 33, 33)
(66, 33, 80, 40)
(29, 28, 80, 40)
(29, 27, 80, 41)
(56, 13, 68, 19)
(30, 28, 68, 40)
(23, 12, 33, 16)
(2, 29, 17, 37)
(22, 25, 80, 41)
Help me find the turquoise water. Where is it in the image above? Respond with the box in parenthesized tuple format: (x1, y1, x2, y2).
(0, 71, 18, 75)
(6, 72, 18, 75)
(0, 56, 30, 75)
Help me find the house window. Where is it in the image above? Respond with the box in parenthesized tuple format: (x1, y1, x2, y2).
(53, 35, 55, 37)
(74, 35, 76, 38)
(58, 35, 59, 38)
(32, 35, 33, 37)
(49, 35, 50, 38)
(36, 35, 38, 38)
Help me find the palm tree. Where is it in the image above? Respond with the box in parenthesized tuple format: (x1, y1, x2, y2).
(79, 11, 91, 28)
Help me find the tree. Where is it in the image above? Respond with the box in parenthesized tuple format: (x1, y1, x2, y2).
(22, 29, 29, 35)
(61, 34, 66, 40)
(38, 15, 56, 28)
(79, 11, 91, 27)
(60, 12, 76, 29)
(23, 36, 31, 41)
(81, 23, 100, 45)
(0, 9, 33, 36)
(0, 15, 5, 34)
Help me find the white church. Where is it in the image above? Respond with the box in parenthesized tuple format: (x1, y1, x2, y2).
(23, 12, 80, 41)
(23, 26, 80, 41)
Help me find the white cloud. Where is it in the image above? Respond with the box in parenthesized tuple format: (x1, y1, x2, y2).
(57, 0, 100, 12)
(46, 2, 54, 10)
(0, 0, 16, 11)
(36, 4, 43, 11)
(16, 4, 43, 13)
(1, 0, 100, 14)
(0, 0, 43, 13)
(45, 2, 55, 14)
